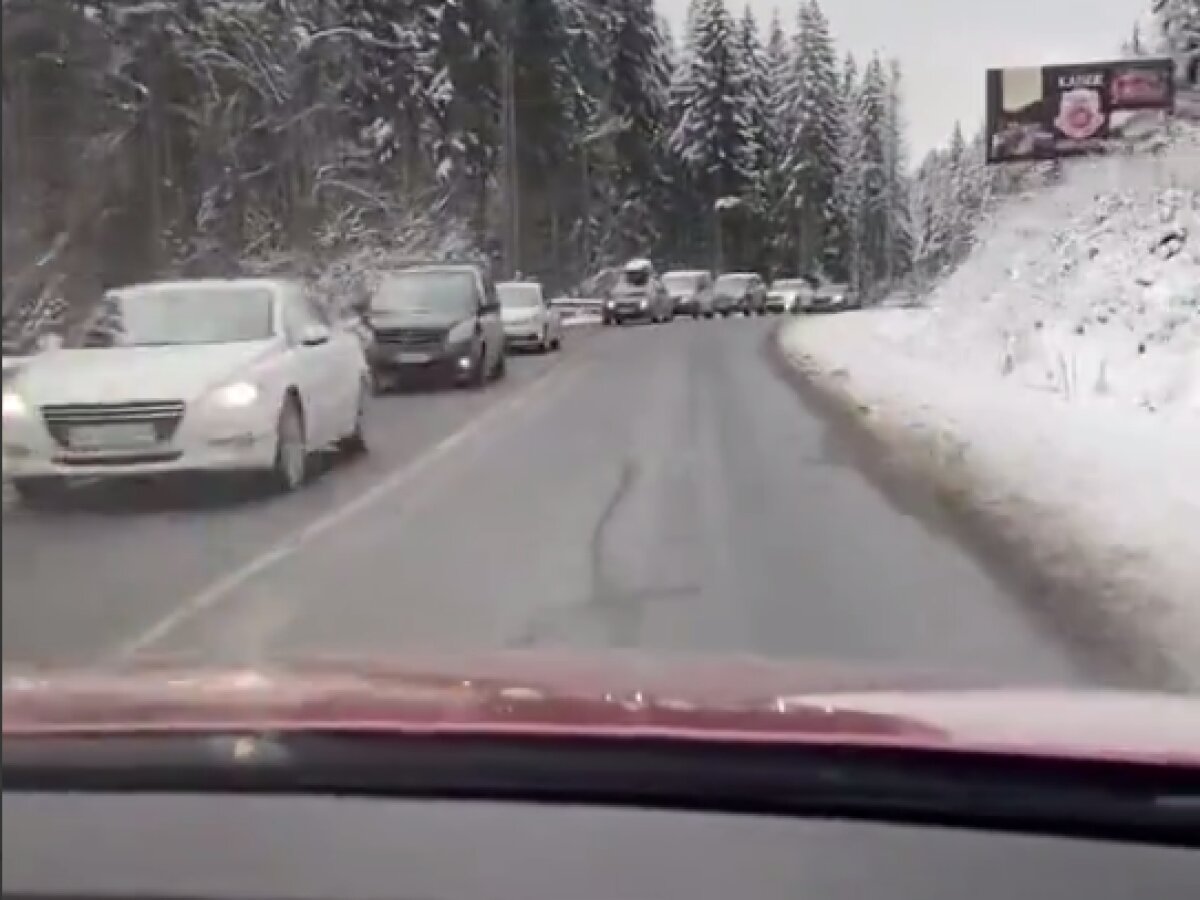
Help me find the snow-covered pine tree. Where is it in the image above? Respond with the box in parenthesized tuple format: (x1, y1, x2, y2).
(856, 55, 889, 286)
(736, 6, 770, 184)
(509, 0, 582, 279)
(762, 8, 795, 273)
(904, 151, 945, 282)
(667, 0, 755, 267)
(1150, 0, 1199, 86)
(735, 4, 771, 271)
(607, 0, 672, 257)
(942, 121, 993, 264)
(554, 0, 611, 273)
(430, 0, 504, 242)
(1123, 21, 1147, 56)
(906, 118, 1001, 283)
(782, 0, 841, 277)
(833, 53, 867, 287)
(667, 0, 705, 126)
(342, 0, 442, 195)
(669, 0, 753, 202)
(882, 59, 912, 283)
(663, 0, 705, 263)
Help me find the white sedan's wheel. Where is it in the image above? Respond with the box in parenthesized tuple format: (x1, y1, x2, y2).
(272, 397, 308, 492)
(338, 383, 369, 456)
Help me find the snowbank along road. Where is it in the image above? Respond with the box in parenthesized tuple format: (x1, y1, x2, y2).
(776, 134, 1200, 691)
(4, 317, 1152, 690)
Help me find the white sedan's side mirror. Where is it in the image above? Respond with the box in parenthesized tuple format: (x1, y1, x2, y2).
(299, 323, 331, 347)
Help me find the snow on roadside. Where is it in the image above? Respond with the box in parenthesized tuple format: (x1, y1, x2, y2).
(780, 138, 1200, 688)
(782, 313, 1200, 688)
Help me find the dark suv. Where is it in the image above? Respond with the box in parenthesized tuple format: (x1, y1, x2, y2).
(713, 273, 768, 317)
(363, 264, 507, 390)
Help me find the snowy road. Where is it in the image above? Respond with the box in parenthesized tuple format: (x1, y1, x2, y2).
(4, 319, 1097, 685)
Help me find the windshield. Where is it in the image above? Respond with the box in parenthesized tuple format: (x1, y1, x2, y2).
(663, 273, 705, 294)
(82, 285, 274, 347)
(497, 283, 543, 309)
(4, 0, 1197, 806)
(715, 275, 753, 296)
(372, 271, 478, 317)
(620, 269, 652, 289)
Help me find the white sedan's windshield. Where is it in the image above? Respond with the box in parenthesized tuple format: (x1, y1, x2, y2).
(86, 286, 274, 347)
(772, 280, 807, 292)
(498, 283, 542, 309)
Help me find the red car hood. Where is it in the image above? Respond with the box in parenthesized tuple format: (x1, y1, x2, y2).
(4, 652, 1199, 765)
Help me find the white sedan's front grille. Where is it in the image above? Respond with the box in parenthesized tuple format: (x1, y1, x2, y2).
(41, 401, 186, 449)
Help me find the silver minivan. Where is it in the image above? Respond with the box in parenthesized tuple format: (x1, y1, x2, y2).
(605, 259, 673, 325)
(662, 270, 716, 319)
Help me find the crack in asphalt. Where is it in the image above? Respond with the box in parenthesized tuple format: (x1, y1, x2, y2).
(510, 458, 699, 649)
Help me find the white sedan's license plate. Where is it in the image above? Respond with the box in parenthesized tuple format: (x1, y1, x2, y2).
(68, 423, 157, 450)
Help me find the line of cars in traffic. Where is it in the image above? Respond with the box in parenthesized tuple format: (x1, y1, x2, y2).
(601, 259, 858, 325)
(1, 262, 567, 506)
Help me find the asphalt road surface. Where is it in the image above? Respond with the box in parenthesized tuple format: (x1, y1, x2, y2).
(3, 318, 1092, 685)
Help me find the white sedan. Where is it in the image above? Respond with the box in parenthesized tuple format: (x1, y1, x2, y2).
(1, 278, 370, 504)
(498, 281, 563, 352)
(767, 279, 814, 314)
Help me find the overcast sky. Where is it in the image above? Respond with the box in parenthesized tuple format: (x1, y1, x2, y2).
(658, 0, 1147, 157)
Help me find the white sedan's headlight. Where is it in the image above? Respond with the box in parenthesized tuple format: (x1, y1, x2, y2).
(638, 298, 649, 309)
(207, 381, 260, 409)
(2, 390, 29, 419)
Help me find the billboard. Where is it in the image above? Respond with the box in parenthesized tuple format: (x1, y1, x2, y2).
(986, 58, 1175, 164)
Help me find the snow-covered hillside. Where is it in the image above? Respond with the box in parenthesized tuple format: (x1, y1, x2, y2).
(892, 130, 1199, 417)
(781, 131, 1200, 688)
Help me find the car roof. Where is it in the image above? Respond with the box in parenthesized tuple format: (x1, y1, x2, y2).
(664, 270, 709, 277)
(623, 258, 654, 272)
(717, 272, 756, 279)
(496, 281, 541, 288)
(109, 277, 292, 295)
(381, 264, 481, 276)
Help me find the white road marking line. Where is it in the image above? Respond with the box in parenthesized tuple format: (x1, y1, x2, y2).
(114, 359, 586, 659)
